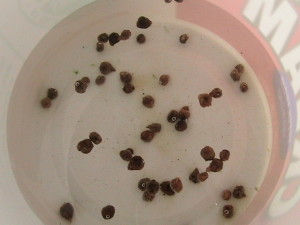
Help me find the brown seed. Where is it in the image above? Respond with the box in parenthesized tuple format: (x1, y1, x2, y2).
(230, 68, 241, 81)
(200, 146, 215, 161)
(209, 88, 223, 98)
(142, 95, 155, 108)
(189, 168, 200, 183)
(240, 82, 249, 93)
(81, 77, 90, 86)
(120, 30, 131, 40)
(160, 181, 175, 196)
(235, 64, 244, 73)
(220, 149, 230, 161)
(222, 190, 232, 201)
(223, 205, 234, 219)
(108, 32, 120, 46)
(136, 34, 146, 44)
(141, 130, 155, 142)
(98, 33, 109, 43)
(99, 62, 116, 75)
(198, 172, 209, 182)
(119, 149, 134, 161)
(96, 42, 104, 52)
(208, 159, 223, 172)
(137, 16, 152, 29)
(175, 120, 188, 132)
(128, 156, 145, 170)
(123, 83, 135, 94)
(178, 106, 190, 120)
(138, 178, 151, 191)
(60, 203, 74, 221)
(101, 205, 115, 220)
(41, 97, 51, 108)
(170, 177, 183, 193)
(120, 72, 132, 83)
(146, 123, 161, 133)
(233, 185, 246, 199)
(75, 80, 88, 93)
(198, 93, 212, 107)
(47, 88, 58, 100)
(143, 191, 155, 202)
(77, 139, 94, 154)
(89, 132, 102, 145)
(159, 74, 170, 86)
(165, 0, 172, 3)
(167, 110, 179, 123)
(147, 180, 160, 194)
(179, 34, 189, 44)
(95, 75, 106, 85)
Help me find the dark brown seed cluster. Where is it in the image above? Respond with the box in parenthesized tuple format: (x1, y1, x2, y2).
(240, 82, 248, 93)
(160, 181, 175, 196)
(147, 180, 160, 194)
(120, 148, 134, 161)
(136, 34, 146, 44)
(209, 88, 223, 98)
(223, 205, 234, 218)
(138, 178, 151, 191)
(201, 146, 215, 161)
(222, 190, 232, 201)
(95, 75, 106, 85)
(159, 74, 170, 86)
(142, 95, 155, 108)
(77, 139, 94, 154)
(179, 34, 189, 44)
(233, 185, 246, 199)
(89, 132, 102, 145)
(167, 106, 190, 132)
(230, 63, 244, 81)
(41, 88, 59, 108)
(60, 203, 74, 221)
(120, 71, 135, 94)
(189, 168, 209, 183)
(198, 93, 212, 107)
(220, 149, 230, 161)
(137, 16, 152, 29)
(167, 110, 179, 123)
(100, 62, 116, 75)
(128, 156, 145, 170)
(101, 205, 115, 220)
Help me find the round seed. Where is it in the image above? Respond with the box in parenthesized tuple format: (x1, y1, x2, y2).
(208, 159, 223, 172)
(96, 42, 104, 52)
(143, 191, 155, 202)
(146, 123, 161, 133)
(189, 168, 200, 183)
(198, 172, 209, 182)
(147, 180, 160, 194)
(167, 110, 179, 123)
(160, 181, 175, 196)
(175, 120, 188, 131)
(119, 149, 134, 161)
(47, 88, 58, 100)
(75, 80, 87, 93)
(89, 132, 102, 145)
(123, 83, 135, 94)
(200, 146, 215, 161)
(99, 62, 116, 75)
(240, 82, 249, 93)
(179, 34, 189, 44)
(120, 30, 131, 40)
(159, 74, 170, 86)
(209, 88, 223, 98)
(230, 68, 241, 81)
(222, 190, 232, 201)
(223, 205, 234, 218)
(120, 72, 132, 83)
(235, 64, 244, 73)
(60, 203, 74, 221)
(95, 75, 106, 85)
(128, 156, 145, 170)
(41, 97, 51, 108)
(136, 34, 146, 44)
(220, 149, 230, 161)
(178, 106, 190, 120)
(141, 130, 155, 142)
(170, 177, 183, 193)
(198, 93, 212, 107)
(98, 33, 109, 43)
(77, 139, 94, 154)
(81, 77, 90, 86)
(101, 205, 115, 220)
(142, 95, 155, 108)
(137, 16, 152, 29)
(108, 32, 120, 46)
(138, 178, 151, 191)
(233, 185, 246, 199)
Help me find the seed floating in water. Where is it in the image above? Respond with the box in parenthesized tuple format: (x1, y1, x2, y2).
(120, 72, 132, 83)
(47, 88, 58, 100)
(143, 191, 155, 202)
(96, 42, 104, 52)
(147, 180, 160, 194)
(222, 190, 232, 201)
(95, 75, 106, 85)
(198, 172, 209, 182)
(208, 158, 223, 172)
(120, 30, 131, 40)
(75, 80, 88, 93)
(141, 130, 155, 142)
(189, 168, 200, 183)
(220, 149, 230, 161)
(233, 185, 246, 199)
(167, 110, 179, 123)
(160, 181, 175, 196)
(200, 146, 215, 161)
(230, 68, 241, 81)
(41, 97, 51, 108)
(108, 32, 120, 46)
(120, 149, 134, 161)
(146, 123, 161, 133)
(209, 88, 223, 98)
(170, 177, 183, 193)
(77, 139, 94, 154)
(137, 16, 152, 29)
(198, 93, 212, 107)
(123, 83, 135, 94)
(142, 95, 155, 108)
(99, 62, 116, 75)
(60, 203, 74, 221)
(235, 64, 244, 73)
(128, 156, 145, 170)
(81, 77, 90, 86)
(138, 178, 151, 191)
(223, 205, 234, 219)
(98, 33, 109, 43)
(175, 120, 188, 131)
(159, 74, 170, 86)
(179, 34, 189, 44)
(178, 106, 190, 120)
(89, 132, 102, 145)
(101, 205, 115, 220)
(240, 82, 249, 93)
(136, 34, 146, 44)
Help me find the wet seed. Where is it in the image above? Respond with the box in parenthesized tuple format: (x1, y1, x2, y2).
(81, 77, 90, 86)
(160, 181, 175, 196)
(142, 95, 155, 108)
(120, 72, 132, 83)
(178, 106, 190, 120)
(47, 88, 58, 100)
(235, 64, 244, 73)
(60, 203, 74, 221)
(175, 120, 188, 132)
(220, 149, 230, 161)
(159, 74, 170, 86)
(141, 130, 155, 142)
(170, 177, 183, 193)
(75, 80, 87, 93)
(120, 30, 131, 40)
(137, 16, 152, 29)
(200, 146, 215, 161)
(198, 172, 209, 182)
(101, 205, 115, 220)
(96, 42, 104, 52)
(209, 88, 223, 98)
(230, 68, 241, 81)
(89, 132, 102, 145)
(223, 205, 234, 219)
(208, 159, 223, 172)
(138, 178, 151, 191)
(147, 180, 160, 194)
(189, 168, 200, 183)
(198, 93, 212, 107)
(119, 149, 134, 161)
(128, 156, 145, 170)
(41, 97, 51, 108)
(99, 62, 116, 75)
(95, 75, 106, 85)
(123, 83, 135, 94)
(77, 139, 94, 154)
(233, 185, 246, 199)
(240, 82, 248, 93)
(222, 190, 232, 201)
(98, 33, 109, 43)
(167, 110, 179, 123)
(143, 191, 155, 202)
(146, 123, 161, 133)
(136, 34, 146, 44)
(179, 34, 189, 44)
(108, 32, 120, 46)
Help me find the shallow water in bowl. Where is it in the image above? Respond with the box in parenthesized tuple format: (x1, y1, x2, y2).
(7, 2, 271, 225)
